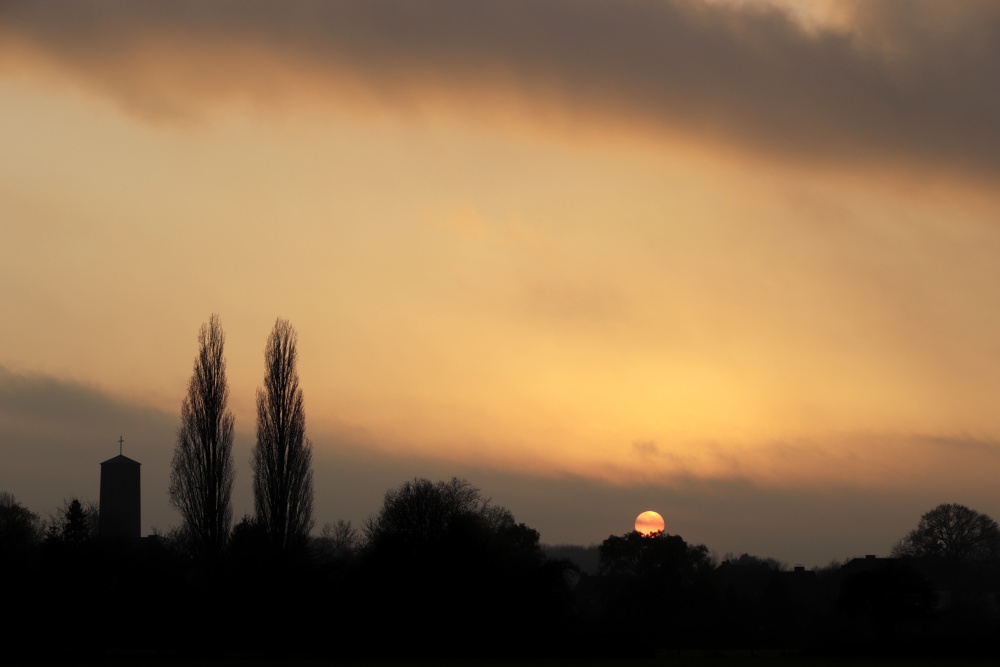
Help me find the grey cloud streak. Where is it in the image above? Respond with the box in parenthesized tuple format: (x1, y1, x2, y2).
(1, 0, 999, 180)
(6, 365, 1000, 565)
(0, 366, 179, 531)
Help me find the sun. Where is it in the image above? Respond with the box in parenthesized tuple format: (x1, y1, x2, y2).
(635, 510, 664, 535)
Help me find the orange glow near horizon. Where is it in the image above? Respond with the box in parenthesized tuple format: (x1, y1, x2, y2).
(4, 0, 1000, 516)
(6, 71, 1000, 494)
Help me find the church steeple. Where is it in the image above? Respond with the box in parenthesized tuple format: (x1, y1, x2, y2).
(99, 438, 141, 540)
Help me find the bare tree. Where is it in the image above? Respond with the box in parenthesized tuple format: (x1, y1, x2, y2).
(891, 503, 1000, 565)
(363, 477, 514, 556)
(317, 519, 359, 560)
(169, 314, 235, 558)
(252, 318, 313, 551)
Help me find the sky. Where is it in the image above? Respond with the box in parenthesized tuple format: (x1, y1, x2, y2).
(3, 0, 1000, 567)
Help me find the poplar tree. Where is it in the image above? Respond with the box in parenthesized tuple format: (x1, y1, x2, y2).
(169, 314, 235, 558)
(251, 318, 314, 551)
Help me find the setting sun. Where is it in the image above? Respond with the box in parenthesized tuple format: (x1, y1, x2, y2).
(635, 511, 665, 536)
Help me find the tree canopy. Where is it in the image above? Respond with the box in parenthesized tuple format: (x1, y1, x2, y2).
(362, 476, 518, 558)
(891, 503, 1000, 566)
(0, 492, 42, 560)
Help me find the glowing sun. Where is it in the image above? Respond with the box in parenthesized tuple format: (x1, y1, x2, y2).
(635, 510, 665, 536)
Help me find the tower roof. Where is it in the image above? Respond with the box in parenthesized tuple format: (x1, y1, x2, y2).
(100, 454, 141, 467)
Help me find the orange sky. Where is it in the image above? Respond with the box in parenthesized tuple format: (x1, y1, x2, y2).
(3, 0, 1000, 565)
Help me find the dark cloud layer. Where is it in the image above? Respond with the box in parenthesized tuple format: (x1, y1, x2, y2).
(0, 366, 178, 528)
(1, 0, 999, 180)
(6, 365, 998, 566)
(305, 442, 984, 566)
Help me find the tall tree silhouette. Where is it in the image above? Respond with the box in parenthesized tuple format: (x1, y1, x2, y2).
(169, 314, 235, 558)
(252, 318, 313, 551)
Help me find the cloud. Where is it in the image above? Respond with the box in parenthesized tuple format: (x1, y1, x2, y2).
(0, 366, 182, 531)
(1, 0, 998, 181)
(0, 366, 167, 435)
(7, 365, 1000, 565)
(632, 440, 660, 457)
(522, 278, 629, 329)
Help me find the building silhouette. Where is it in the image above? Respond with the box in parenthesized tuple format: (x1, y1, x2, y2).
(99, 448, 141, 540)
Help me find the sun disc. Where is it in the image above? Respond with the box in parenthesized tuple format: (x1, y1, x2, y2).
(635, 510, 664, 535)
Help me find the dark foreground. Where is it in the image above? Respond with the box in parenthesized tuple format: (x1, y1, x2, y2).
(7, 657, 1000, 667)
(6, 490, 1000, 662)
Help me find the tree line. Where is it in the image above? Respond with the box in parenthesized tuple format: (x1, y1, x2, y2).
(5, 485, 1000, 658)
(4, 315, 1000, 658)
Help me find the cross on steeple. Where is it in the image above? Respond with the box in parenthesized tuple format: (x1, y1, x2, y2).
(118, 436, 124, 456)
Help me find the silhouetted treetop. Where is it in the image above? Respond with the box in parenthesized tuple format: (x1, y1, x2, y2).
(47, 497, 97, 547)
(0, 492, 42, 560)
(599, 530, 712, 580)
(363, 477, 518, 558)
(316, 519, 359, 562)
(891, 503, 1000, 565)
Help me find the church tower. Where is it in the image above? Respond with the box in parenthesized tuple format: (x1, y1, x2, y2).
(99, 437, 141, 540)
